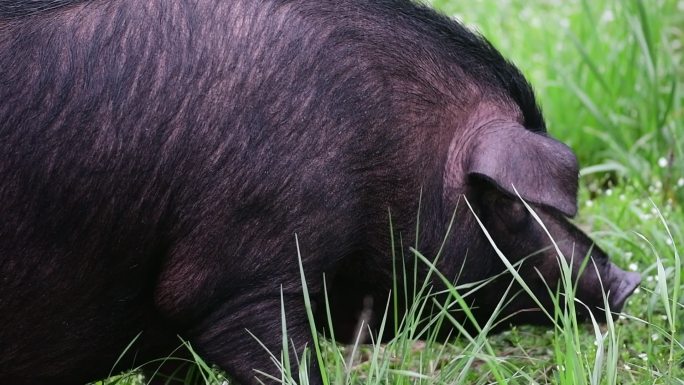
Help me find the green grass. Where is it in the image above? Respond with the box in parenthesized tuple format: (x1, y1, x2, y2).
(97, 0, 683, 384)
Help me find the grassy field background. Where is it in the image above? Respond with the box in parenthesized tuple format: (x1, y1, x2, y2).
(100, 0, 683, 384)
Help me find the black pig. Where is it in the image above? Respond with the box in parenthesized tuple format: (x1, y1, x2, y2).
(0, 0, 640, 384)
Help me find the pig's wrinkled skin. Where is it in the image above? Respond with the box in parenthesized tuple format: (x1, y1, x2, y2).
(0, 0, 640, 384)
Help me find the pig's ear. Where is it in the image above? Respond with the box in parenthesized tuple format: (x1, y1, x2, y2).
(466, 123, 579, 217)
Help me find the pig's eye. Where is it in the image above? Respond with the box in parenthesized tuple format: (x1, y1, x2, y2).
(509, 201, 528, 219)
(494, 198, 529, 230)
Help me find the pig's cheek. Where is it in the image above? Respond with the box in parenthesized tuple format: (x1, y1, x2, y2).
(532, 257, 562, 290)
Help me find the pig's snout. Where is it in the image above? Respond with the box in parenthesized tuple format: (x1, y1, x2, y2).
(607, 263, 641, 313)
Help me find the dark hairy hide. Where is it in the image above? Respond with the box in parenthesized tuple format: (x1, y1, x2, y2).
(1, 1, 638, 385)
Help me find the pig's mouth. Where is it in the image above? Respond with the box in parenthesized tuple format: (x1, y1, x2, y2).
(606, 263, 641, 314)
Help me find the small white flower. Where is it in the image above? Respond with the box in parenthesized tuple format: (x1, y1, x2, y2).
(586, 200, 594, 207)
(647, 275, 654, 282)
(651, 333, 659, 341)
(658, 157, 668, 168)
(666, 238, 673, 246)
(634, 287, 641, 294)
(638, 353, 648, 361)
(655, 180, 663, 189)
(624, 364, 631, 371)
(600, 9, 615, 23)
(606, 189, 613, 196)
(677, 178, 684, 188)
(619, 194, 626, 201)
(629, 263, 638, 271)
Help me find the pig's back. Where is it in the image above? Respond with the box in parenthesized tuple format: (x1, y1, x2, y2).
(0, 2, 393, 381)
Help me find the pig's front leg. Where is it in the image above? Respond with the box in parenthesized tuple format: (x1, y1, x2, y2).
(186, 292, 322, 385)
(152, 226, 328, 384)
